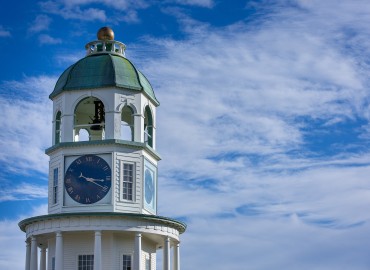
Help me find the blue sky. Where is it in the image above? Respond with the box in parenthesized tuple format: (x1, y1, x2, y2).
(1, 0, 370, 269)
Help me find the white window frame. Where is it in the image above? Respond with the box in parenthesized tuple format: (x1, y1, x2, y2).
(121, 162, 135, 201)
(53, 168, 58, 204)
(78, 254, 94, 270)
(122, 253, 132, 270)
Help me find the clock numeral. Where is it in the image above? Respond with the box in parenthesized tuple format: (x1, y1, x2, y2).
(96, 195, 101, 200)
(74, 195, 81, 201)
(97, 159, 100, 164)
(106, 176, 111, 181)
(102, 166, 109, 171)
(67, 187, 73, 194)
(65, 178, 71, 184)
(76, 159, 82, 165)
(85, 156, 92, 162)
(102, 186, 109, 193)
(85, 197, 91, 203)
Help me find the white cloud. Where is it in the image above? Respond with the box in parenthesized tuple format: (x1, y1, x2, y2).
(180, 215, 370, 270)
(0, 25, 11, 37)
(28, 15, 52, 34)
(0, 183, 48, 202)
(40, 1, 107, 21)
(39, 0, 149, 22)
(128, 2, 370, 268)
(169, 0, 213, 8)
(0, 76, 55, 174)
(38, 34, 62, 45)
(0, 205, 47, 270)
(55, 51, 84, 65)
(132, 1, 370, 182)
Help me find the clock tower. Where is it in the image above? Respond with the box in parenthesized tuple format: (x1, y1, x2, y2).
(19, 27, 186, 270)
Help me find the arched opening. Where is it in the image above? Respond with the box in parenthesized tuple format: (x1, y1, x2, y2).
(74, 97, 105, 141)
(144, 106, 153, 147)
(75, 128, 90, 142)
(121, 106, 134, 141)
(55, 111, 61, 144)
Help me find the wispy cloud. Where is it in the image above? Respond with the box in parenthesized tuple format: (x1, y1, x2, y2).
(0, 25, 11, 37)
(0, 183, 48, 202)
(40, 1, 107, 21)
(131, 4, 370, 267)
(55, 51, 84, 65)
(28, 15, 52, 34)
(0, 76, 55, 174)
(38, 0, 212, 24)
(169, 0, 214, 8)
(0, 205, 47, 270)
(38, 0, 149, 22)
(38, 34, 62, 44)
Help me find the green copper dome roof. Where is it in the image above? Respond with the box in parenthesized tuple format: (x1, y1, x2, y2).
(50, 53, 159, 104)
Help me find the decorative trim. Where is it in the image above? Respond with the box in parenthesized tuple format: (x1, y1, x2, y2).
(45, 139, 161, 160)
(18, 212, 186, 234)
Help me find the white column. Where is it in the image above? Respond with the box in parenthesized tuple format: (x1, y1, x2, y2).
(134, 233, 142, 270)
(25, 241, 31, 270)
(104, 111, 116, 140)
(173, 242, 180, 270)
(94, 231, 102, 270)
(55, 231, 63, 270)
(40, 247, 47, 270)
(152, 123, 156, 150)
(163, 236, 170, 270)
(30, 236, 38, 270)
(61, 114, 73, 142)
(133, 114, 144, 142)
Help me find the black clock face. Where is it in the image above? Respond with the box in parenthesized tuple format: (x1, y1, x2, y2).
(64, 154, 111, 204)
(144, 168, 154, 204)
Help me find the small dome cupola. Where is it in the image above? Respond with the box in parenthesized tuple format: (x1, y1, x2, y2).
(85, 26, 126, 56)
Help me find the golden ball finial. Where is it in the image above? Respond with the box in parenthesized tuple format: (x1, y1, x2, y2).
(97, 26, 114, 40)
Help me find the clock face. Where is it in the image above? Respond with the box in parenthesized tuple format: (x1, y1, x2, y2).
(64, 154, 111, 204)
(144, 168, 154, 204)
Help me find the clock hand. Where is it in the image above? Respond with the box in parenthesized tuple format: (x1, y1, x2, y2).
(87, 178, 105, 182)
(85, 178, 104, 188)
(80, 173, 104, 183)
(79, 172, 88, 180)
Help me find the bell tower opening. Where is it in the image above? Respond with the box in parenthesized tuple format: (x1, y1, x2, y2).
(74, 97, 105, 141)
(121, 105, 134, 141)
(144, 105, 153, 147)
(55, 111, 61, 144)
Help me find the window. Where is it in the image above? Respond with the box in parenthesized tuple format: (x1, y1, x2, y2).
(55, 111, 61, 144)
(53, 168, 58, 204)
(122, 164, 134, 201)
(122, 254, 132, 270)
(78, 255, 94, 270)
(51, 257, 55, 270)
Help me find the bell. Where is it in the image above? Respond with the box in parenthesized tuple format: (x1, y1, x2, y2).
(89, 100, 105, 130)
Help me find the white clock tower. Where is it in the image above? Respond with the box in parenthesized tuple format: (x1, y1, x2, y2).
(19, 27, 186, 270)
